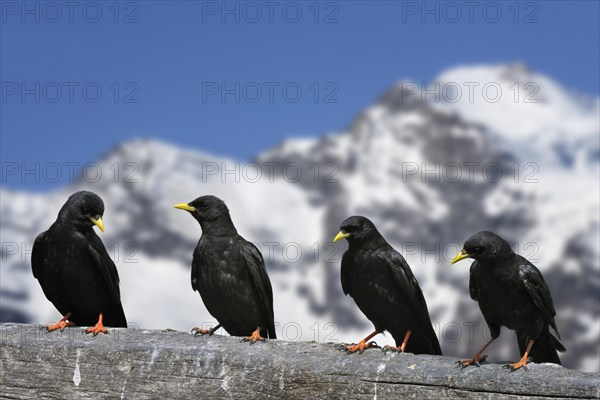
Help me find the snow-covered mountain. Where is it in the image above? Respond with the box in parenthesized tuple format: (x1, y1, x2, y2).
(1, 63, 598, 372)
(433, 63, 599, 170)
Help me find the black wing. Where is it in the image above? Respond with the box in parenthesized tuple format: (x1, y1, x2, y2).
(340, 251, 353, 296)
(468, 261, 502, 339)
(191, 239, 202, 292)
(86, 234, 127, 319)
(240, 241, 277, 339)
(87, 235, 127, 326)
(377, 248, 430, 321)
(31, 231, 47, 281)
(518, 261, 560, 339)
(379, 248, 442, 354)
(468, 260, 480, 301)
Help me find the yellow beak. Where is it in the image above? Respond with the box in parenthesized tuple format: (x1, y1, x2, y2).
(90, 217, 105, 233)
(174, 203, 197, 212)
(451, 250, 470, 265)
(333, 231, 351, 243)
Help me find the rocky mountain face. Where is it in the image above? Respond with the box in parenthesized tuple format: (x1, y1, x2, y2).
(1, 64, 598, 371)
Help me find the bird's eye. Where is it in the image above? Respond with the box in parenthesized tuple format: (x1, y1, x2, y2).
(201, 203, 208, 209)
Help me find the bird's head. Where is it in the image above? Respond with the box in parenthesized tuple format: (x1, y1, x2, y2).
(59, 190, 105, 233)
(332, 216, 379, 245)
(174, 195, 233, 230)
(451, 231, 514, 264)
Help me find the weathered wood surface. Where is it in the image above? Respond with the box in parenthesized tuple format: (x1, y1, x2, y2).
(0, 323, 598, 399)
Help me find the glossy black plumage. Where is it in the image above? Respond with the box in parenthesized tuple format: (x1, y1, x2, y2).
(178, 196, 276, 339)
(460, 231, 565, 364)
(32, 191, 127, 327)
(337, 216, 442, 355)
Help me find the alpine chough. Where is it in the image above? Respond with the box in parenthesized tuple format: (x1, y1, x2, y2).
(333, 216, 442, 355)
(32, 191, 127, 335)
(174, 195, 276, 342)
(451, 231, 565, 370)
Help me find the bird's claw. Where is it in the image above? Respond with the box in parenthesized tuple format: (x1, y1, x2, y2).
(241, 328, 266, 344)
(191, 327, 212, 337)
(43, 319, 74, 333)
(83, 327, 108, 336)
(457, 354, 487, 369)
(82, 314, 108, 336)
(191, 326, 221, 337)
(336, 343, 349, 351)
(457, 360, 479, 369)
(241, 337, 266, 344)
(503, 360, 528, 372)
(84, 324, 108, 336)
(345, 340, 379, 354)
(85, 327, 110, 336)
(242, 337, 268, 345)
(382, 345, 401, 354)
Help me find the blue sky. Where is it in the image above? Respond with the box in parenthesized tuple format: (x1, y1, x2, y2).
(1, 0, 599, 189)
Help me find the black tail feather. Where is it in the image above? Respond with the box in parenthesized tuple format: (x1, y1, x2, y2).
(551, 333, 566, 353)
(267, 323, 277, 340)
(517, 329, 564, 365)
(396, 324, 443, 356)
(105, 304, 128, 328)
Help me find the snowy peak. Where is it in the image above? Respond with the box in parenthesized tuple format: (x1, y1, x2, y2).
(435, 62, 597, 113)
(431, 64, 599, 169)
(268, 63, 599, 171)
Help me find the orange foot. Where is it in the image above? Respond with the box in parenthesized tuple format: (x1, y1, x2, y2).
(242, 327, 266, 344)
(382, 344, 407, 354)
(84, 313, 108, 336)
(191, 324, 221, 337)
(382, 330, 411, 354)
(457, 354, 488, 368)
(504, 357, 528, 372)
(504, 339, 533, 372)
(191, 327, 211, 336)
(345, 340, 378, 354)
(44, 313, 74, 332)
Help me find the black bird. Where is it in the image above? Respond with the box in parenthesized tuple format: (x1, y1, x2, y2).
(32, 191, 127, 334)
(333, 216, 442, 355)
(451, 231, 565, 371)
(174, 195, 276, 342)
